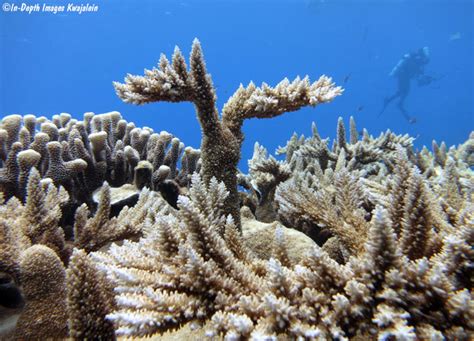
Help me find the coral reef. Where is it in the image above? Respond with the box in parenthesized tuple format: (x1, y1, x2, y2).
(91, 172, 473, 339)
(0, 39, 472, 340)
(0, 111, 201, 208)
(0, 168, 163, 338)
(114, 39, 342, 227)
(66, 249, 115, 339)
(0, 114, 472, 339)
(261, 118, 473, 257)
(13, 245, 68, 339)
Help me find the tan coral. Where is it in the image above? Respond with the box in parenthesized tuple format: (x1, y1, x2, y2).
(74, 183, 163, 253)
(241, 214, 316, 265)
(0, 42, 472, 341)
(247, 142, 291, 222)
(14, 245, 68, 339)
(87, 170, 472, 339)
(66, 249, 115, 340)
(0, 112, 200, 209)
(114, 39, 342, 227)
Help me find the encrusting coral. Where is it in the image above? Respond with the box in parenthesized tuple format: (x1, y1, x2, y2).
(0, 38, 472, 340)
(113, 39, 342, 227)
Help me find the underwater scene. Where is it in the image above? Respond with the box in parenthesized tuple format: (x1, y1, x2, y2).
(0, 0, 473, 339)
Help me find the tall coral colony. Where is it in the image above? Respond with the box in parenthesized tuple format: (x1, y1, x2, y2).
(0, 40, 472, 340)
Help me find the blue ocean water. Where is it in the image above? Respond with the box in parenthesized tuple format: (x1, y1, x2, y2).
(1, 0, 472, 171)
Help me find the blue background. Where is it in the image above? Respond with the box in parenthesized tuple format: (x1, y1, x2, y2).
(1, 0, 473, 171)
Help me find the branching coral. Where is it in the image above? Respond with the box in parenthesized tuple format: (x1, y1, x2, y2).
(276, 163, 370, 260)
(90, 174, 473, 339)
(247, 142, 291, 222)
(73, 182, 158, 253)
(114, 39, 342, 227)
(0, 167, 160, 260)
(0, 112, 201, 208)
(0, 39, 472, 340)
(91, 174, 265, 336)
(0, 117, 471, 339)
(0, 167, 160, 338)
(276, 116, 414, 176)
(66, 249, 116, 340)
(270, 118, 472, 259)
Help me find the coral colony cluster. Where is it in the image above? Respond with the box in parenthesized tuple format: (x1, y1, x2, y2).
(0, 39, 472, 340)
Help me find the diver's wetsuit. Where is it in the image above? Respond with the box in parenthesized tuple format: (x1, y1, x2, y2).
(379, 47, 431, 124)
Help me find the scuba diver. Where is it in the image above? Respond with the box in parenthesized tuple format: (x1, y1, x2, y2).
(378, 47, 440, 124)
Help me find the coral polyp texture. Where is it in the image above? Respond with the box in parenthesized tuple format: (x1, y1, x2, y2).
(0, 111, 201, 207)
(114, 38, 342, 227)
(0, 40, 472, 340)
(92, 167, 472, 339)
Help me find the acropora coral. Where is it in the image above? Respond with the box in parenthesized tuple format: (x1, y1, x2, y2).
(0, 40, 472, 340)
(113, 38, 342, 227)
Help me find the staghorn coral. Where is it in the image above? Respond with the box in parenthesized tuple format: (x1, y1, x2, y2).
(276, 162, 370, 260)
(0, 166, 160, 338)
(0, 167, 73, 265)
(1, 39, 472, 340)
(270, 118, 471, 256)
(0, 167, 160, 259)
(74, 183, 169, 253)
(22, 168, 71, 263)
(89, 173, 473, 339)
(113, 39, 342, 227)
(0, 111, 201, 290)
(0, 108, 472, 340)
(247, 142, 291, 222)
(276, 116, 415, 176)
(66, 249, 116, 340)
(0, 118, 471, 339)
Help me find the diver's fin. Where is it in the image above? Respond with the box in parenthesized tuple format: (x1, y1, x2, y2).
(401, 110, 416, 124)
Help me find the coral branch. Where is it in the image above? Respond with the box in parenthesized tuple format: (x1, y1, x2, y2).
(113, 40, 341, 228)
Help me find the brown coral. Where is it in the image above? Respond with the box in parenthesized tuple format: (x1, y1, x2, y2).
(89, 171, 473, 339)
(0, 112, 200, 208)
(114, 39, 342, 227)
(13, 245, 68, 339)
(0, 41, 472, 341)
(66, 249, 116, 340)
